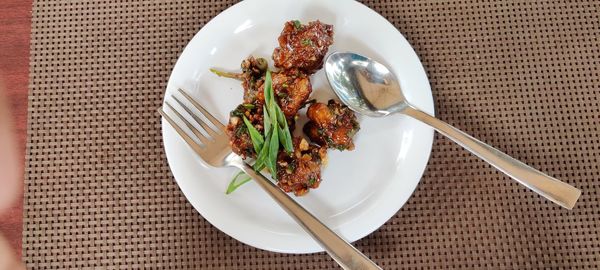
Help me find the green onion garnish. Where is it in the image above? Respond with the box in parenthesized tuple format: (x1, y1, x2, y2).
(225, 69, 295, 193)
(242, 115, 264, 154)
(225, 171, 252, 194)
(301, 39, 313, 46)
(209, 68, 243, 80)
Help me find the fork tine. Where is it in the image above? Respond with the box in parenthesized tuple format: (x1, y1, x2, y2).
(172, 95, 220, 138)
(158, 107, 206, 156)
(178, 88, 227, 131)
(164, 102, 211, 145)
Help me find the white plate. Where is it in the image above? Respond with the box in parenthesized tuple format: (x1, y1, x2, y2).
(162, 0, 434, 253)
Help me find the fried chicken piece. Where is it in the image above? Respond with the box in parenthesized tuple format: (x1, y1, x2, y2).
(239, 57, 312, 119)
(276, 137, 327, 196)
(271, 68, 312, 118)
(303, 100, 360, 151)
(272, 20, 334, 74)
(225, 59, 312, 156)
(226, 104, 264, 159)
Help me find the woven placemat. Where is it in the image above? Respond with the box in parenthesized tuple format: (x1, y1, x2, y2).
(23, 0, 599, 269)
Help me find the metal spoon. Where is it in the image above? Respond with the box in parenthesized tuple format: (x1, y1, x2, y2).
(324, 52, 581, 209)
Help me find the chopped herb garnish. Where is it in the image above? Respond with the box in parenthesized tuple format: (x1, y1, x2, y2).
(308, 177, 316, 186)
(301, 39, 313, 46)
(325, 136, 335, 146)
(277, 92, 288, 99)
(292, 20, 302, 29)
(242, 103, 255, 109)
(288, 162, 297, 172)
(231, 110, 243, 118)
(235, 125, 246, 136)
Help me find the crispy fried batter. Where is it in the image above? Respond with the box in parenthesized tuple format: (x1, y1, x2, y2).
(276, 137, 327, 196)
(304, 99, 359, 151)
(272, 20, 334, 74)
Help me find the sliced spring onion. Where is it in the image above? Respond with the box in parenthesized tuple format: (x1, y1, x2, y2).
(209, 68, 243, 80)
(275, 105, 293, 153)
(254, 129, 271, 170)
(264, 71, 274, 106)
(242, 116, 264, 154)
(267, 126, 279, 178)
(263, 105, 271, 136)
(222, 69, 297, 193)
(225, 172, 252, 194)
(278, 124, 293, 154)
(274, 103, 286, 126)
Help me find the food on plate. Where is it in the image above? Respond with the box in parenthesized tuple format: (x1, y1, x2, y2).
(226, 104, 264, 159)
(224, 69, 296, 160)
(304, 99, 360, 151)
(240, 56, 268, 105)
(271, 68, 312, 118)
(273, 20, 334, 74)
(276, 137, 327, 196)
(213, 56, 313, 120)
(212, 20, 359, 196)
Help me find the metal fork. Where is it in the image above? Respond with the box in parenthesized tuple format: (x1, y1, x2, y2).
(159, 88, 382, 270)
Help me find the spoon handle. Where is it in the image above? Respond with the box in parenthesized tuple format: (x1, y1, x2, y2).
(402, 106, 581, 209)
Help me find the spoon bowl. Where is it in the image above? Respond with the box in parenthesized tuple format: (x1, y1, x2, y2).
(325, 52, 407, 117)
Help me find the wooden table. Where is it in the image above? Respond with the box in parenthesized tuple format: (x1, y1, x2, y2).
(0, 0, 32, 256)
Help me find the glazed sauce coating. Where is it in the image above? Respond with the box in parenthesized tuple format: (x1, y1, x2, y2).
(276, 137, 327, 196)
(240, 57, 312, 119)
(272, 20, 334, 74)
(304, 100, 360, 151)
(224, 20, 344, 196)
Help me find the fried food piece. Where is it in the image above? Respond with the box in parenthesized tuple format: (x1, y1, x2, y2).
(276, 137, 327, 196)
(226, 104, 264, 159)
(271, 68, 312, 118)
(272, 20, 334, 74)
(304, 100, 360, 150)
(226, 58, 311, 154)
(240, 56, 268, 105)
(240, 57, 312, 119)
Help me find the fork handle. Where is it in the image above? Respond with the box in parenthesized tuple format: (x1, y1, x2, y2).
(401, 106, 582, 209)
(238, 163, 382, 270)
